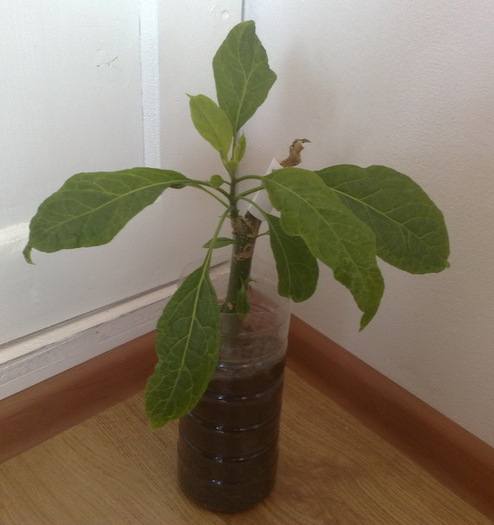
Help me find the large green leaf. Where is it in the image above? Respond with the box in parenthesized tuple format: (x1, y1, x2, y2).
(23, 168, 189, 262)
(264, 168, 384, 329)
(145, 264, 221, 429)
(265, 213, 319, 302)
(188, 94, 233, 159)
(213, 20, 276, 133)
(317, 165, 450, 274)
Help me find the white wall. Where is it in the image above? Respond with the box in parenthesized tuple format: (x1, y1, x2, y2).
(1, 1, 143, 344)
(0, 1, 241, 346)
(244, 0, 494, 446)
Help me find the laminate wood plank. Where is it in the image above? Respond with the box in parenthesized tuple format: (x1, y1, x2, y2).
(287, 316, 494, 519)
(0, 368, 488, 524)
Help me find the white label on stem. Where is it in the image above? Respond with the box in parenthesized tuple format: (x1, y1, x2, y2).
(247, 158, 282, 221)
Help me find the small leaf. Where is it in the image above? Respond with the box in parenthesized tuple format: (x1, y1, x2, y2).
(23, 245, 34, 265)
(145, 264, 221, 429)
(233, 133, 247, 163)
(209, 175, 225, 189)
(188, 94, 233, 159)
(24, 168, 189, 261)
(317, 165, 450, 273)
(265, 214, 319, 302)
(213, 21, 277, 133)
(203, 237, 234, 249)
(264, 168, 384, 329)
(224, 159, 239, 173)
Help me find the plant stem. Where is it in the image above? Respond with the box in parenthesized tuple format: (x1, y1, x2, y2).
(222, 157, 259, 313)
(221, 138, 310, 315)
(222, 211, 261, 313)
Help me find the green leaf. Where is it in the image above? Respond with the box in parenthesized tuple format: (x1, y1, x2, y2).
(264, 168, 384, 329)
(317, 165, 450, 274)
(145, 264, 221, 429)
(224, 159, 239, 173)
(23, 168, 189, 261)
(202, 237, 234, 249)
(233, 133, 247, 162)
(209, 174, 225, 189)
(265, 213, 319, 302)
(188, 94, 233, 159)
(213, 20, 276, 133)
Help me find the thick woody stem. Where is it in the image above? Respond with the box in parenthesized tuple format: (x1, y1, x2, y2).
(222, 213, 261, 313)
(222, 138, 310, 314)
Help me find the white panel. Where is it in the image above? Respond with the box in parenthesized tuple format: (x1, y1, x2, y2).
(0, 1, 144, 229)
(0, 1, 149, 345)
(244, 0, 494, 446)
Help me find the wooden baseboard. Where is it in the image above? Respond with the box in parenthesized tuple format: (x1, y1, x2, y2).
(0, 331, 158, 464)
(1, 316, 493, 518)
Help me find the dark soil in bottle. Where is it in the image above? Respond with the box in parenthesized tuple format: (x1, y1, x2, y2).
(177, 355, 285, 513)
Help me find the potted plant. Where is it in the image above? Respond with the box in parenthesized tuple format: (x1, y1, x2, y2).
(23, 21, 449, 512)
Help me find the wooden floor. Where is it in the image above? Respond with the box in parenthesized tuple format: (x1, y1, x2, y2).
(0, 367, 489, 524)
